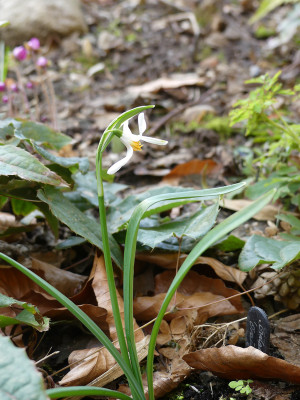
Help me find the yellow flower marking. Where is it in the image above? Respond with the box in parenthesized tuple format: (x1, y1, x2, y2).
(130, 141, 143, 151)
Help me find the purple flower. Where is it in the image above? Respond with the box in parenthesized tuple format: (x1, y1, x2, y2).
(26, 81, 33, 89)
(36, 56, 48, 68)
(0, 82, 6, 92)
(10, 83, 18, 92)
(13, 46, 27, 61)
(27, 37, 40, 51)
(2, 95, 8, 103)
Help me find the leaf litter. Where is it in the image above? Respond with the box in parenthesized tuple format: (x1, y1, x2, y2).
(0, 0, 300, 399)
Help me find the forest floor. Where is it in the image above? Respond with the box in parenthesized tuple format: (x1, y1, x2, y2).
(0, 0, 300, 399)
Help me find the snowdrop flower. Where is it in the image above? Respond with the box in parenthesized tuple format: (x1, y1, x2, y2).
(107, 113, 168, 175)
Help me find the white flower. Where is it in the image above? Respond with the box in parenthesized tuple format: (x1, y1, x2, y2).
(107, 113, 168, 175)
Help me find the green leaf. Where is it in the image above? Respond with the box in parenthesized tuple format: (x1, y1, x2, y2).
(0, 21, 9, 28)
(13, 120, 71, 149)
(239, 235, 300, 271)
(137, 202, 219, 249)
(73, 171, 127, 207)
(213, 235, 245, 251)
(37, 186, 123, 268)
(0, 145, 68, 186)
(0, 293, 49, 331)
(107, 185, 206, 233)
(11, 198, 37, 216)
(33, 143, 89, 174)
(0, 336, 48, 400)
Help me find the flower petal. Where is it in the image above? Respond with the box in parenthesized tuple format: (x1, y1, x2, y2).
(138, 113, 147, 135)
(141, 136, 168, 145)
(107, 145, 133, 175)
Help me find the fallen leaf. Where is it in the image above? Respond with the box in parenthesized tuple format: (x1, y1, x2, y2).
(222, 198, 280, 221)
(162, 159, 222, 185)
(136, 253, 246, 285)
(127, 73, 205, 98)
(271, 314, 300, 367)
(60, 254, 145, 386)
(183, 345, 300, 383)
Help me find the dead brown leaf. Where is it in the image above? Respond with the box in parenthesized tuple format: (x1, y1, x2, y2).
(60, 254, 145, 386)
(136, 253, 246, 285)
(183, 345, 300, 383)
(134, 271, 243, 324)
(127, 73, 205, 98)
(222, 198, 280, 221)
(271, 314, 300, 367)
(162, 159, 222, 184)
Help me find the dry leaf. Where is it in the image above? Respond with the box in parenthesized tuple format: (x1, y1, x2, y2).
(222, 198, 280, 221)
(183, 345, 300, 383)
(162, 159, 222, 184)
(61, 254, 145, 386)
(127, 73, 205, 98)
(136, 253, 246, 285)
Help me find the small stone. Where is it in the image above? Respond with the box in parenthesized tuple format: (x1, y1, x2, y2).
(250, 65, 261, 78)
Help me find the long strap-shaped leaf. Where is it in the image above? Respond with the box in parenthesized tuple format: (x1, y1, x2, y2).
(0, 253, 144, 399)
(146, 189, 275, 399)
(46, 386, 132, 399)
(123, 182, 246, 389)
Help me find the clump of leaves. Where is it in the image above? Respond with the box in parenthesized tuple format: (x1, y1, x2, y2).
(229, 71, 300, 207)
(228, 379, 253, 395)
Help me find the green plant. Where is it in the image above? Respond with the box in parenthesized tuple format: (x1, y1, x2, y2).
(228, 379, 253, 395)
(0, 106, 275, 399)
(230, 72, 300, 207)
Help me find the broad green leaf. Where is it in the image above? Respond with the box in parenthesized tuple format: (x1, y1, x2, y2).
(239, 235, 300, 271)
(73, 171, 127, 207)
(0, 292, 36, 312)
(0, 336, 48, 400)
(37, 186, 123, 268)
(137, 202, 219, 249)
(213, 235, 245, 251)
(33, 143, 89, 174)
(56, 236, 86, 250)
(0, 293, 49, 331)
(11, 198, 36, 216)
(107, 185, 207, 233)
(0, 145, 68, 186)
(13, 120, 71, 149)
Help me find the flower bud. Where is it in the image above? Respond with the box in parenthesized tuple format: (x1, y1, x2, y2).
(13, 46, 27, 61)
(10, 83, 18, 92)
(0, 82, 6, 92)
(36, 56, 48, 68)
(2, 95, 8, 103)
(26, 81, 33, 89)
(27, 37, 40, 51)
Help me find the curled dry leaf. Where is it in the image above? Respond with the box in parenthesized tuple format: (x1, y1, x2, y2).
(136, 253, 246, 285)
(183, 345, 300, 383)
(134, 271, 244, 324)
(0, 265, 107, 328)
(61, 254, 145, 387)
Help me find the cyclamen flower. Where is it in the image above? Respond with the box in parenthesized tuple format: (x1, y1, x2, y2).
(2, 95, 8, 103)
(107, 113, 168, 175)
(36, 56, 48, 68)
(0, 82, 6, 92)
(27, 37, 40, 51)
(13, 46, 27, 61)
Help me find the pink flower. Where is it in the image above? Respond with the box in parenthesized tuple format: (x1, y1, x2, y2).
(0, 82, 6, 92)
(13, 46, 27, 61)
(26, 81, 33, 89)
(27, 37, 40, 51)
(36, 56, 48, 68)
(2, 95, 8, 103)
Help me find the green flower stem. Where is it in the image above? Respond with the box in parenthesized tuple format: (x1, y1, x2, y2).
(96, 148, 133, 374)
(146, 189, 275, 400)
(46, 386, 132, 399)
(267, 115, 300, 147)
(0, 252, 143, 399)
